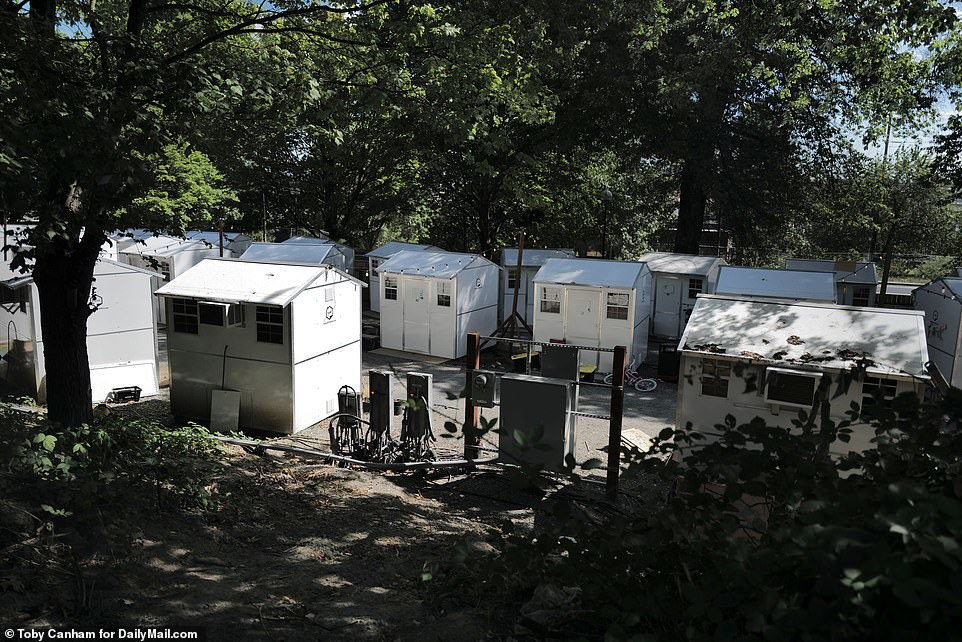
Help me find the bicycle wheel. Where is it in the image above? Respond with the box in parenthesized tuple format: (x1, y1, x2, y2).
(634, 378, 657, 392)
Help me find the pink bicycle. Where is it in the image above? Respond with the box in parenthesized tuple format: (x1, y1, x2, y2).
(603, 359, 657, 392)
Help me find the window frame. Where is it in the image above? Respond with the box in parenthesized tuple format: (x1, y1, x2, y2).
(540, 286, 561, 314)
(852, 286, 871, 307)
(384, 275, 398, 301)
(255, 305, 284, 344)
(764, 367, 822, 408)
(688, 277, 704, 299)
(506, 269, 518, 290)
(860, 375, 898, 417)
(605, 292, 630, 320)
(700, 358, 731, 398)
(172, 298, 199, 335)
(436, 280, 452, 307)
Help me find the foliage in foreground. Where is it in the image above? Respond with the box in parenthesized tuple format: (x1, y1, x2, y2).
(470, 390, 962, 640)
(0, 410, 223, 554)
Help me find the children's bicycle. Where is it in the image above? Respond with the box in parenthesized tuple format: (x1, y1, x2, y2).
(603, 359, 658, 392)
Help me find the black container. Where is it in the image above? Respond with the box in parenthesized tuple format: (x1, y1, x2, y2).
(657, 343, 680, 382)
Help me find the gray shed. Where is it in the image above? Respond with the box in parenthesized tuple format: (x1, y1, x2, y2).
(638, 252, 726, 338)
(784, 258, 878, 306)
(365, 241, 441, 313)
(715, 266, 837, 303)
(500, 248, 576, 325)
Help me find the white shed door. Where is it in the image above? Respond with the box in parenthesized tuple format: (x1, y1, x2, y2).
(653, 276, 682, 337)
(403, 278, 431, 353)
(565, 288, 601, 346)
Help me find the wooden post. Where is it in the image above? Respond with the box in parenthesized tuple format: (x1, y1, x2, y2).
(464, 332, 481, 459)
(606, 345, 627, 498)
(508, 231, 525, 330)
(218, 218, 225, 257)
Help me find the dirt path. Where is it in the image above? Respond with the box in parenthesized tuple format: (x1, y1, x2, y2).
(14, 447, 530, 641)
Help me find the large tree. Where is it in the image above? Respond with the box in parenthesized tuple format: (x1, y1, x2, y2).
(0, 0, 389, 425)
(579, 0, 957, 253)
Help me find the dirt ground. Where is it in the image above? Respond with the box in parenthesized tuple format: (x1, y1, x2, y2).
(6, 444, 544, 640)
(4, 339, 675, 639)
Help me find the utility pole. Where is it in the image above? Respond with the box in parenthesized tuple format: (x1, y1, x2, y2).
(600, 189, 612, 259)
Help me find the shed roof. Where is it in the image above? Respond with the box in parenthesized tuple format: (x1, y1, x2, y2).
(501, 248, 576, 268)
(283, 235, 330, 245)
(376, 250, 495, 278)
(366, 241, 441, 259)
(916, 277, 962, 300)
(637, 252, 724, 276)
(784, 258, 878, 285)
(880, 282, 920, 297)
(185, 231, 251, 245)
(117, 235, 205, 257)
(533, 258, 649, 289)
(241, 242, 341, 264)
(715, 266, 836, 302)
(680, 295, 929, 378)
(155, 258, 354, 307)
(1, 258, 162, 289)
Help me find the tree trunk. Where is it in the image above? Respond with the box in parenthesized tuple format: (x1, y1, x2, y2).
(674, 157, 708, 255)
(877, 228, 895, 307)
(31, 232, 102, 426)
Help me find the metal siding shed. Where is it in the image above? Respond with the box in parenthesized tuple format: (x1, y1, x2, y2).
(501, 248, 575, 268)
(366, 241, 441, 259)
(637, 252, 725, 277)
(532, 258, 649, 289)
(679, 294, 929, 377)
(715, 266, 836, 302)
(241, 242, 341, 266)
(155, 258, 359, 307)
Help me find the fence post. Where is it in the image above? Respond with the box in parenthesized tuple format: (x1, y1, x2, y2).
(464, 332, 481, 459)
(606, 345, 627, 498)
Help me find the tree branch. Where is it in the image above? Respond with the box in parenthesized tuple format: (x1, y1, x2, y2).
(162, 0, 390, 66)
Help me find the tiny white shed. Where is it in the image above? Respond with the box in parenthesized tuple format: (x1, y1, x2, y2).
(156, 258, 363, 434)
(282, 236, 356, 272)
(241, 242, 352, 272)
(0, 259, 160, 403)
(185, 230, 254, 257)
(784, 258, 878, 306)
(638, 252, 726, 338)
(376, 250, 499, 359)
(715, 266, 836, 302)
(912, 277, 962, 388)
(531, 258, 652, 372)
(500, 248, 576, 325)
(677, 294, 930, 458)
(365, 241, 441, 313)
(118, 235, 221, 324)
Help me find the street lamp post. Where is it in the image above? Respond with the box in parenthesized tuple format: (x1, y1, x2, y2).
(600, 189, 613, 259)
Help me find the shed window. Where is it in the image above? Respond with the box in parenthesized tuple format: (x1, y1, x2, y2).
(852, 286, 871, 307)
(606, 292, 629, 320)
(325, 286, 335, 302)
(172, 298, 198, 334)
(507, 269, 518, 290)
(255, 305, 284, 344)
(371, 259, 381, 270)
(861, 376, 898, 417)
(437, 281, 452, 307)
(688, 278, 704, 299)
(765, 369, 820, 407)
(199, 302, 225, 326)
(541, 287, 561, 314)
(384, 276, 398, 301)
(159, 261, 171, 282)
(701, 359, 730, 398)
